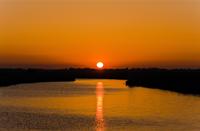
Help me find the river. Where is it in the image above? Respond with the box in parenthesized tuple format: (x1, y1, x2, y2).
(0, 79, 200, 130)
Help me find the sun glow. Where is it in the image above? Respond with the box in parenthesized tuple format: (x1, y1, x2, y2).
(97, 62, 104, 69)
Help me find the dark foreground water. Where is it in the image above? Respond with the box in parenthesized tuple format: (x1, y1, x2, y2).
(0, 79, 200, 131)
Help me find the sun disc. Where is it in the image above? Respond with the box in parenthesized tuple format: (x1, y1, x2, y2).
(97, 62, 104, 69)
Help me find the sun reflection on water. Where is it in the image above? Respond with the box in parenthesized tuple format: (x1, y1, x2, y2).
(96, 82, 105, 131)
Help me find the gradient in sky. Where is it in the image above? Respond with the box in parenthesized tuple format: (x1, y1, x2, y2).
(0, 0, 200, 68)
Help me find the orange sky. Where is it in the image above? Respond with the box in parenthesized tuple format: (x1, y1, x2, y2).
(0, 0, 200, 68)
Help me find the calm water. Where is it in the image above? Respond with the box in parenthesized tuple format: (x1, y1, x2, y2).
(0, 79, 200, 131)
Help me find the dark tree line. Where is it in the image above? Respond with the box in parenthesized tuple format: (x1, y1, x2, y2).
(126, 68, 200, 95)
(0, 68, 200, 95)
(0, 68, 75, 86)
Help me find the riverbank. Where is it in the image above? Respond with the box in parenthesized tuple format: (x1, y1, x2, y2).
(1, 68, 200, 95)
(126, 69, 200, 95)
(0, 69, 75, 87)
(0, 68, 129, 87)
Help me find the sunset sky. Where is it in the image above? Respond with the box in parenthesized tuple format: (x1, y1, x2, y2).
(0, 0, 200, 68)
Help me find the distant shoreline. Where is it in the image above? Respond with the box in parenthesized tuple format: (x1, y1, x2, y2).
(126, 69, 200, 95)
(0, 69, 75, 87)
(0, 68, 200, 95)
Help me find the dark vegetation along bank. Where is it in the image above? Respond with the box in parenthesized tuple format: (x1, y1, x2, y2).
(126, 69, 200, 95)
(0, 68, 200, 95)
(0, 68, 128, 87)
(0, 69, 75, 86)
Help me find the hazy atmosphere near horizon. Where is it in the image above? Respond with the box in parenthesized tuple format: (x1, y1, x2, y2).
(0, 0, 200, 68)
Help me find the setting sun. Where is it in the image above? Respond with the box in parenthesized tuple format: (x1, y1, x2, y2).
(97, 62, 104, 69)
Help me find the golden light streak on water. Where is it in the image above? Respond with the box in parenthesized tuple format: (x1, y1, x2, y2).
(96, 82, 105, 131)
